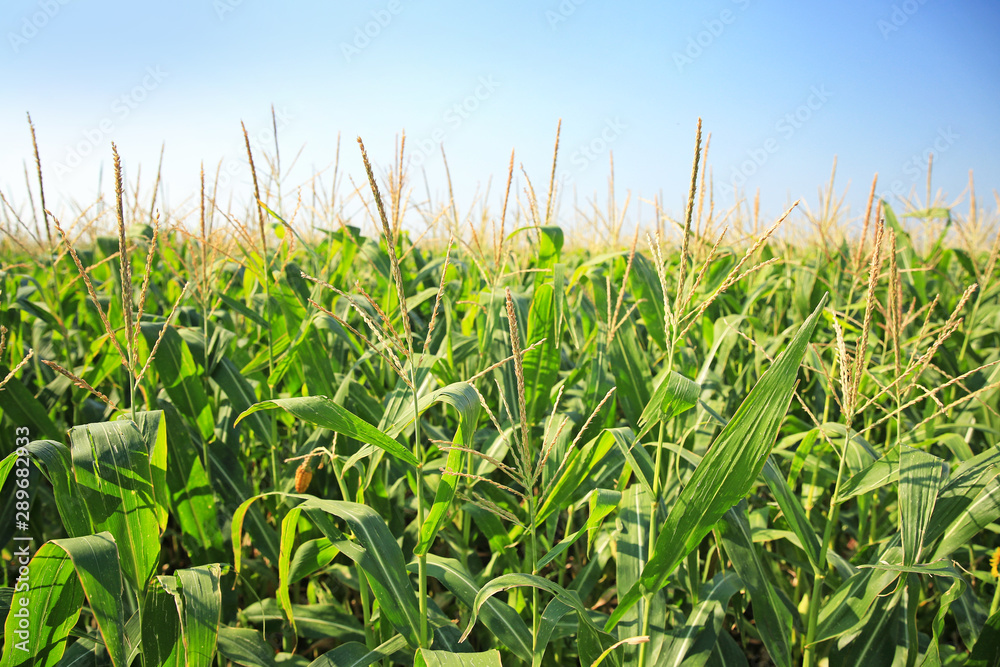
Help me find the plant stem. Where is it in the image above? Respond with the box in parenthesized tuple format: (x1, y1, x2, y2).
(804, 429, 849, 667)
(905, 573, 919, 667)
(652, 422, 666, 498)
(410, 364, 429, 648)
(528, 487, 541, 660)
(687, 551, 700, 604)
(359, 568, 377, 650)
(803, 571, 825, 667)
(129, 373, 136, 421)
(638, 422, 667, 667)
(637, 592, 654, 667)
(557, 508, 574, 589)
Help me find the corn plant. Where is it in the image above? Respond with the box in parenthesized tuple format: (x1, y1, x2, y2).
(0, 118, 998, 666)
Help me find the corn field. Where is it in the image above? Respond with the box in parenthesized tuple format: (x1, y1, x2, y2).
(1, 122, 1000, 666)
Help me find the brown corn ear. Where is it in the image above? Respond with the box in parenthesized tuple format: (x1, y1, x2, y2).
(295, 460, 315, 493)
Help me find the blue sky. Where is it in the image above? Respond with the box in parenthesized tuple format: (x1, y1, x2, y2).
(2, 0, 998, 230)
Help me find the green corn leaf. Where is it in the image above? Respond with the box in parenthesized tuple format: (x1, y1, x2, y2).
(522, 281, 561, 423)
(21, 441, 93, 538)
(278, 505, 303, 635)
(953, 581, 989, 651)
(568, 251, 630, 289)
(615, 485, 667, 667)
(829, 585, 903, 667)
(607, 294, 827, 631)
(719, 502, 794, 667)
(760, 457, 822, 571)
(416, 382, 481, 555)
(924, 444, 1000, 546)
(156, 402, 225, 562)
(815, 545, 902, 644)
(216, 291, 269, 328)
(0, 369, 60, 440)
(627, 253, 667, 352)
(902, 207, 951, 220)
(206, 433, 280, 565)
(124, 610, 141, 666)
(931, 476, 1000, 561)
(537, 430, 619, 524)
(537, 226, 564, 266)
(462, 504, 521, 574)
(68, 417, 162, 593)
(1, 543, 83, 666)
(270, 532, 398, 641)
(132, 410, 170, 532)
(459, 572, 603, 666)
(657, 571, 742, 667)
(216, 627, 278, 667)
(414, 648, 502, 667)
(898, 446, 948, 565)
(786, 428, 820, 488)
(308, 633, 409, 667)
(604, 428, 656, 500)
(175, 565, 223, 666)
(289, 538, 338, 583)
(576, 616, 622, 667)
(536, 488, 619, 570)
(414, 555, 532, 663)
(139, 323, 215, 441)
(919, 577, 966, 667)
(534, 597, 574, 667)
(695, 314, 747, 387)
(968, 610, 1000, 667)
(858, 560, 966, 578)
(378, 361, 436, 438)
(837, 445, 900, 501)
(152, 565, 223, 667)
(299, 497, 422, 647)
(709, 630, 751, 667)
(0, 533, 125, 667)
(587, 487, 622, 551)
(212, 356, 276, 448)
(607, 314, 653, 430)
(241, 598, 364, 642)
(237, 396, 419, 467)
(615, 484, 650, 643)
(859, 556, 965, 664)
(142, 577, 183, 667)
(637, 371, 700, 440)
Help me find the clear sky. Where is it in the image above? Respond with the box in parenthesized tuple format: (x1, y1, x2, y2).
(1, 0, 998, 230)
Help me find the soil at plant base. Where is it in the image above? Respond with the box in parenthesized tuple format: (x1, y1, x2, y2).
(728, 624, 773, 666)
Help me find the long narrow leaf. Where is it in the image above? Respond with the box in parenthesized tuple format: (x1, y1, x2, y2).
(237, 396, 418, 466)
(0, 533, 125, 667)
(608, 294, 827, 630)
(719, 502, 794, 667)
